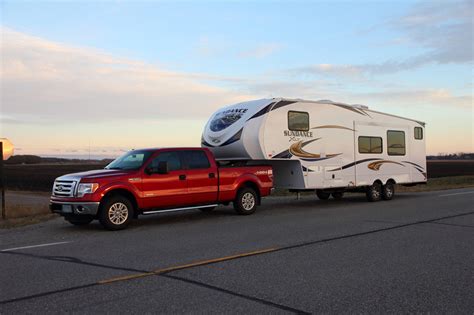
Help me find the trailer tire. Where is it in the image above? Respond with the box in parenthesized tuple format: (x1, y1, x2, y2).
(331, 192, 344, 200)
(234, 187, 257, 215)
(382, 182, 395, 200)
(366, 182, 382, 202)
(65, 216, 93, 226)
(99, 195, 134, 230)
(316, 190, 330, 200)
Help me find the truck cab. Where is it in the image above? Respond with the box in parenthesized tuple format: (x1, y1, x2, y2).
(50, 148, 273, 230)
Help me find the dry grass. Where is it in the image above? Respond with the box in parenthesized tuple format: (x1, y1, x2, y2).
(0, 214, 58, 229)
(3, 203, 50, 218)
(397, 175, 474, 192)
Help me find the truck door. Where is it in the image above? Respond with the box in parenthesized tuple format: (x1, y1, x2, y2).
(141, 150, 188, 208)
(181, 150, 218, 205)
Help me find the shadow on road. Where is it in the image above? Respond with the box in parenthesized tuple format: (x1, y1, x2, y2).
(54, 192, 428, 232)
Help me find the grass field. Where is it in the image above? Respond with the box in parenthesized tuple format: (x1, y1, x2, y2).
(4, 163, 107, 191)
(3, 160, 473, 192)
(426, 160, 474, 178)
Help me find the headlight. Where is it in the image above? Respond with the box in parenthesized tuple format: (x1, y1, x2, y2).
(77, 183, 99, 197)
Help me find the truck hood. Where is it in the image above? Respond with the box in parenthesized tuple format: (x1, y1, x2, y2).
(56, 169, 135, 182)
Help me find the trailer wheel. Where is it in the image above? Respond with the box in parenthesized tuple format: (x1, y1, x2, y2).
(366, 182, 382, 202)
(65, 216, 93, 226)
(331, 192, 344, 200)
(234, 187, 257, 215)
(382, 182, 395, 200)
(316, 190, 330, 200)
(99, 195, 134, 230)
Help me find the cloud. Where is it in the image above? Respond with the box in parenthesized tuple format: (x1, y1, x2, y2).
(394, 0, 473, 65)
(0, 28, 253, 124)
(239, 43, 281, 58)
(288, 0, 473, 77)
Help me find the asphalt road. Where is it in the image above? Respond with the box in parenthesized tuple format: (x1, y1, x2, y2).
(0, 188, 473, 313)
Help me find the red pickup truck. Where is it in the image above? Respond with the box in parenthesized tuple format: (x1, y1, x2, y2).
(50, 148, 273, 230)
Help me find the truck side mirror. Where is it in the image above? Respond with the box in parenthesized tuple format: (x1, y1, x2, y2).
(157, 161, 168, 174)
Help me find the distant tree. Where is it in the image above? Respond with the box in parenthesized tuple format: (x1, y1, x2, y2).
(5, 155, 42, 164)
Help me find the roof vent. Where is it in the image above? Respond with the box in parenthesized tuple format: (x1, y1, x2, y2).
(352, 104, 369, 110)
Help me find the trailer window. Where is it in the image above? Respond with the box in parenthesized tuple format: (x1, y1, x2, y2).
(387, 130, 406, 155)
(414, 127, 423, 140)
(210, 110, 244, 132)
(358, 137, 383, 154)
(183, 150, 211, 169)
(288, 111, 309, 131)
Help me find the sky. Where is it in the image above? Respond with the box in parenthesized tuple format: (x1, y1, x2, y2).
(0, 0, 472, 158)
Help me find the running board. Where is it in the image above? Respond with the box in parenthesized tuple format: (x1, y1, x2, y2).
(142, 204, 218, 215)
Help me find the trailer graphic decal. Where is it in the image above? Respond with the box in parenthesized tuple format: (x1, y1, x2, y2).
(272, 138, 342, 162)
(331, 103, 370, 117)
(247, 102, 276, 121)
(270, 100, 297, 111)
(367, 160, 405, 171)
(329, 159, 425, 176)
(310, 125, 355, 132)
(328, 158, 382, 171)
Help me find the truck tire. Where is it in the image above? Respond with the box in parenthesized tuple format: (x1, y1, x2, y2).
(331, 192, 344, 200)
(316, 190, 330, 200)
(234, 187, 258, 215)
(65, 216, 93, 226)
(366, 182, 382, 202)
(99, 195, 134, 230)
(382, 182, 395, 200)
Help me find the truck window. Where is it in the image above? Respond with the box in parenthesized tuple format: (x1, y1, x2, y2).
(288, 111, 309, 131)
(106, 150, 153, 170)
(183, 150, 211, 169)
(358, 136, 382, 154)
(387, 130, 406, 155)
(414, 127, 423, 140)
(150, 151, 182, 171)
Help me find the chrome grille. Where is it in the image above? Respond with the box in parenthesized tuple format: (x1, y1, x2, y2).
(53, 180, 77, 197)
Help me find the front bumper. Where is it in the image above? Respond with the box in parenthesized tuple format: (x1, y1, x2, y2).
(50, 201, 100, 216)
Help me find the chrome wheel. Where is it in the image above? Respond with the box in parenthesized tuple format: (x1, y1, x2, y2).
(385, 186, 393, 198)
(382, 182, 395, 200)
(366, 182, 382, 202)
(242, 192, 256, 211)
(108, 202, 129, 225)
(372, 189, 380, 200)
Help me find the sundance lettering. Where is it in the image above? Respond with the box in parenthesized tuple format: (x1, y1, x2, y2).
(284, 130, 313, 137)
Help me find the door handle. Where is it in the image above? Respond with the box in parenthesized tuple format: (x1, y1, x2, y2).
(209, 173, 215, 179)
(179, 174, 186, 180)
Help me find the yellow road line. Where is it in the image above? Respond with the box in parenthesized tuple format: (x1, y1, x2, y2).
(98, 272, 155, 284)
(153, 247, 279, 274)
(98, 247, 279, 285)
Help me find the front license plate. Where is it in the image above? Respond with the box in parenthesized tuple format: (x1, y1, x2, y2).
(62, 205, 73, 213)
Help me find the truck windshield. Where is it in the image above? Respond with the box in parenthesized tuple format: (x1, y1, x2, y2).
(105, 150, 152, 170)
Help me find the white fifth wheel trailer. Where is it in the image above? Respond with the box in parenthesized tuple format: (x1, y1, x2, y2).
(202, 98, 427, 201)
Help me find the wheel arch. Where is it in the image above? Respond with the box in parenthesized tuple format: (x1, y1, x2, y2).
(238, 180, 261, 205)
(373, 179, 383, 186)
(101, 189, 138, 212)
